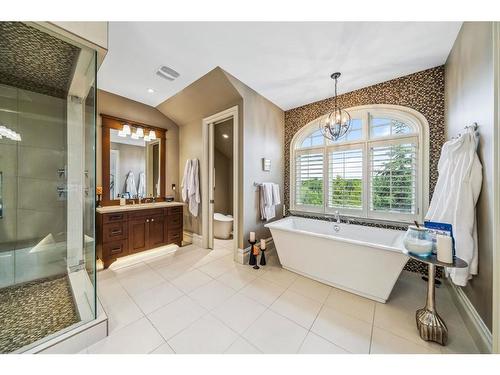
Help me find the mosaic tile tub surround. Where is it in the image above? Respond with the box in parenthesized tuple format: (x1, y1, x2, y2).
(0, 275, 79, 353)
(283, 66, 446, 277)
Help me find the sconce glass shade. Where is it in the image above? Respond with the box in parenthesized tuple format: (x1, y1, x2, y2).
(122, 124, 131, 135)
(148, 130, 156, 140)
(144, 134, 151, 142)
(136, 128, 144, 138)
(131, 132, 139, 140)
(118, 130, 127, 137)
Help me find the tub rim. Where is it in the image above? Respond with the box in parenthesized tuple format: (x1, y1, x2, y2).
(265, 216, 406, 255)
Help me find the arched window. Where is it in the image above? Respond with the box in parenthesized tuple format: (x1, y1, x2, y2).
(290, 104, 429, 222)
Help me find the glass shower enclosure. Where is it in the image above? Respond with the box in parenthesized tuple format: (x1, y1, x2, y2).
(0, 22, 97, 353)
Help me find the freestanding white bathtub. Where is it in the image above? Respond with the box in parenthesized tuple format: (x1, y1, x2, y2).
(265, 216, 409, 303)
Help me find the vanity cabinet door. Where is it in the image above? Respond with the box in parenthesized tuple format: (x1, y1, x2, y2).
(129, 218, 148, 254)
(148, 215, 165, 249)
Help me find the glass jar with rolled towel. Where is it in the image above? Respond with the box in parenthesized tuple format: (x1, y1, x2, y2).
(403, 226, 433, 257)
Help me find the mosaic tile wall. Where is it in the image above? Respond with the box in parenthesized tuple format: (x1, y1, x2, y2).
(283, 66, 446, 277)
(0, 22, 80, 98)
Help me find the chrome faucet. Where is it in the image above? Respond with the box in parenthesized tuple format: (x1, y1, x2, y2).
(333, 211, 341, 232)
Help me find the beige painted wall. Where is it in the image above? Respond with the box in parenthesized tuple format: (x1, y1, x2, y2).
(224, 72, 285, 247)
(445, 22, 494, 330)
(157, 67, 284, 249)
(158, 68, 242, 237)
(97, 90, 179, 198)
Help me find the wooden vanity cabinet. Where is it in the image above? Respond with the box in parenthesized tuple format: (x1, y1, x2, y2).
(97, 206, 183, 268)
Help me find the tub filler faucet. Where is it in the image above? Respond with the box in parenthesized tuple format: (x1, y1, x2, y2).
(333, 211, 341, 232)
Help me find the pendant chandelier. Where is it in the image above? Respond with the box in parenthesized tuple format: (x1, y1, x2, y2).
(319, 72, 351, 141)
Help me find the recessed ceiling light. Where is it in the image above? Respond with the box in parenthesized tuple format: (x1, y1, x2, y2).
(222, 134, 229, 139)
(147, 88, 155, 93)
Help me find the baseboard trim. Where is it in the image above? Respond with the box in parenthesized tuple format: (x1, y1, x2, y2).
(183, 231, 202, 247)
(236, 236, 275, 265)
(446, 281, 492, 353)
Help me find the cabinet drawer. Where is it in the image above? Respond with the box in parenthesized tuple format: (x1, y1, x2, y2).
(103, 222, 128, 243)
(166, 206, 183, 216)
(103, 240, 128, 258)
(129, 208, 163, 220)
(167, 213, 183, 228)
(102, 212, 128, 224)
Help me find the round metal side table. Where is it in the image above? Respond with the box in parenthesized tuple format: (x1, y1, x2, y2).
(402, 250, 467, 346)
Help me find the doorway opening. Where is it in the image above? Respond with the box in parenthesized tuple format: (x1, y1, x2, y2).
(202, 106, 239, 255)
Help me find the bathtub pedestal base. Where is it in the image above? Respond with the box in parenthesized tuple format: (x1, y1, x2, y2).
(415, 264, 447, 345)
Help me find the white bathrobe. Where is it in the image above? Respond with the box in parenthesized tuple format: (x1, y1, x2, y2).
(181, 159, 201, 217)
(137, 172, 146, 198)
(426, 129, 482, 286)
(125, 171, 137, 198)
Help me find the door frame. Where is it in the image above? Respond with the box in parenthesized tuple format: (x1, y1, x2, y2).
(201, 106, 239, 252)
(492, 21, 500, 354)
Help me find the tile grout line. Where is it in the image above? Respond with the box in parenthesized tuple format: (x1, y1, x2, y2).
(368, 302, 377, 354)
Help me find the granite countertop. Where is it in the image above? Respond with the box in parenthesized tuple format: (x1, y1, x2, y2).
(96, 201, 185, 214)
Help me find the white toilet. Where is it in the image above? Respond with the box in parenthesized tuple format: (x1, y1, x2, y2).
(213, 213, 234, 239)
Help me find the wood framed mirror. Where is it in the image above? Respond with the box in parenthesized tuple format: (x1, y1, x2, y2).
(101, 114, 166, 206)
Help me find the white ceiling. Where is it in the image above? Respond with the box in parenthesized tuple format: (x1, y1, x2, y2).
(98, 22, 462, 110)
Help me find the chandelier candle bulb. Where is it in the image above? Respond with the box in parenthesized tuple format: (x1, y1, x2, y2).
(436, 235, 453, 263)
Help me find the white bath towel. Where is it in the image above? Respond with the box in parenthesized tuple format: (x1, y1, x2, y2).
(426, 128, 482, 286)
(181, 159, 201, 217)
(260, 182, 276, 221)
(125, 171, 137, 198)
(181, 159, 191, 202)
(137, 172, 146, 198)
(272, 183, 281, 205)
(188, 159, 200, 217)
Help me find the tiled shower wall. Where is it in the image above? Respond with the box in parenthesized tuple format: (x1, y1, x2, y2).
(0, 84, 67, 287)
(283, 66, 446, 276)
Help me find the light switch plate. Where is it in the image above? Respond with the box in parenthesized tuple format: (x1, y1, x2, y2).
(262, 158, 271, 172)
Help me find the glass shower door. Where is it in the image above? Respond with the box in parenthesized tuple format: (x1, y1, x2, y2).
(0, 21, 97, 353)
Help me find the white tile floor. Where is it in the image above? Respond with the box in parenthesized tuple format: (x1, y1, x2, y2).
(83, 239, 480, 354)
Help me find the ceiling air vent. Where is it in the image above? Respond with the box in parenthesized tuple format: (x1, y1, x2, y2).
(156, 66, 180, 81)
